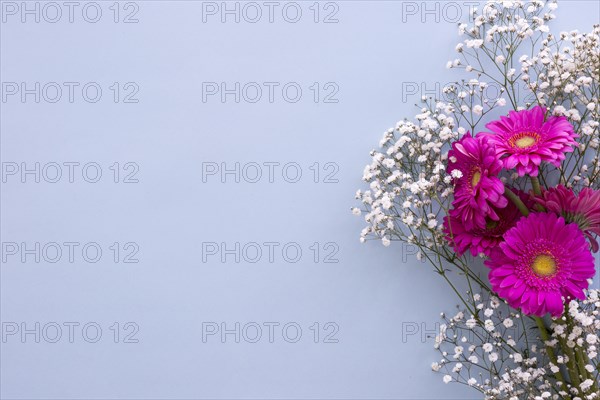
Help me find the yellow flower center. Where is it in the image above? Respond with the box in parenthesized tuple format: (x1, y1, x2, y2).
(509, 132, 541, 149)
(472, 171, 482, 187)
(532, 254, 557, 277)
(515, 136, 537, 148)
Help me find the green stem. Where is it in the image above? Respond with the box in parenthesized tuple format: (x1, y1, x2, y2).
(530, 175, 543, 196)
(554, 316, 582, 389)
(581, 350, 599, 393)
(504, 188, 530, 216)
(561, 336, 581, 388)
(584, 354, 599, 394)
(535, 317, 572, 398)
(575, 346, 590, 384)
(529, 175, 547, 212)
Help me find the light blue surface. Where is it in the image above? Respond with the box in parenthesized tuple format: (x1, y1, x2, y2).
(1, 1, 599, 399)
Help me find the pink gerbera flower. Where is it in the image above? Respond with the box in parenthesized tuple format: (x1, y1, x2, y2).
(447, 132, 507, 230)
(537, 185, 600, 252)
(485, 212, 595, 318)
(481, 106, 578, 176)
(444, 190, 533, 257)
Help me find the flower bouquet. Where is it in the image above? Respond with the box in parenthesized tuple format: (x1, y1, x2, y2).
(354, 1, 600, 398)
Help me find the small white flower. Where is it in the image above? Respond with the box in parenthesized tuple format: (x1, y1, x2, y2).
(580, 379, 593, 391)
(382, 158, 395, 168)
(450, 169, 463, 179)
(466, 39, 484, 48)
(502, 318, 514, 328)
(554, 324, 565, 335)
(452, 363, 463, 373)
(538, 25, 549, 33)
(585, 364, 594, 373)
(586, 334, 597, 344)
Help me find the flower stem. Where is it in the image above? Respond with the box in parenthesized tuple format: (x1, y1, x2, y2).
(530, 175, 543, 196)
(504, 187, 530, 216)
(535, 317, 572, 398)
(555, 316, 583, 389)
(581, 349, 600, 393)
(575, 346, 590, 384)
(561, 336, 581, 388)
(529, 175, 546, 212)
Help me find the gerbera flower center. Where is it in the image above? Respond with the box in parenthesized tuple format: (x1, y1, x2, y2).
(509, 132, 541, 149)
(485, 219, 498, 230)
(471, 169, 482, 187)
(531, 254, 557, 277)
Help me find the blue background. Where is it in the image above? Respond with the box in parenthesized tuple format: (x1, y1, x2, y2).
(1, 1, 599, 398)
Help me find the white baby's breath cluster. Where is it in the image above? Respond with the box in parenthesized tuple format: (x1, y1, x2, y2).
(434, 290, 600, 399)
(520, 26, 600, 188)
(451, 0, 558, 109)
(354, 102, 457, 252)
